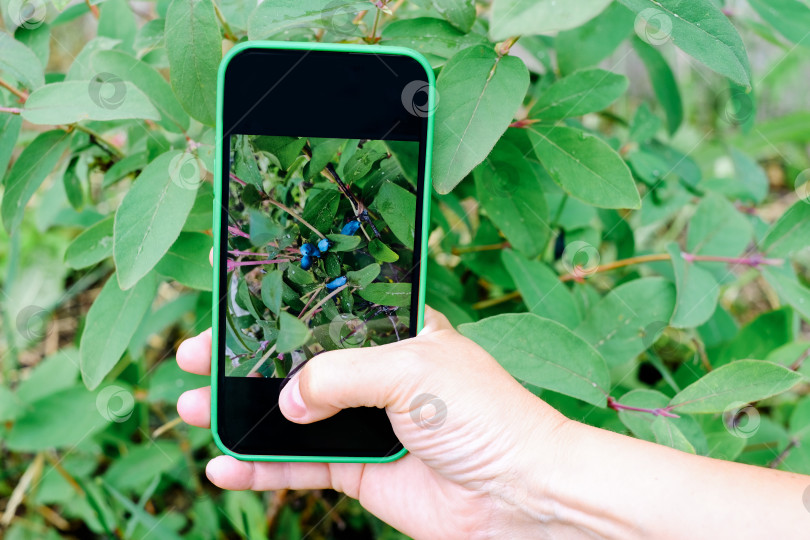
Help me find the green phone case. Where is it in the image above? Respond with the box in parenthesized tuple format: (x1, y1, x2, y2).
(212, 41, 434, 463)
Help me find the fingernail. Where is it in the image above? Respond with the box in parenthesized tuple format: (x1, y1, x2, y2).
(282, 376, 307, 418)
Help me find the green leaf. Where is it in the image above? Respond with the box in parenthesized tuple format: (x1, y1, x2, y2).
(368, 238, 399, 263)
(358, 282, 411, 307)
(501, 250, 580, 329)
(103, 482, 184, 540)
(433, 45, 529, 194)
(529, 68, 628, 120)
(114, 151, 199, 290)
(89, 49, 190, 133)
(342, 140, 387, 184)
(248, 0, 367, 40)
(556, 3, 636, 74)
(651, 416, 696, 453)
(16, 347, 80, 404)
(489, 0, 612, 41)
(668, 360, 802, 413)
(166, 0, 221, 126)
(147, 360, 207, 403)
(261, 270, 283, 316)
(632, 37, 683, 134)
(65, 215, 114, 268)
(473, 140, 549, 258)
(762, 268, 810, 322)
(21, 80, 160, 125)
(748, 0, 810, 48)
(459, 313, 609, 406)
(686, 193, 752, 257)
(301, 189, 339, 236)
(0, 30, 44, 89)
(62, 157, 83, 210)
(760, 201, 810, 257)
(104, 442, 183, 492)
(277, 311, 310, 353)
(382, 18, 487, 68)
(667, 243, 719, 329)
(324, 233, 361, 252)
(254, 135, 306, 171)
(715, 308, 792, 367)
(155, 232, 213, 291)
(575, 277, 676, 366)
(0, 113, 22, 186)
(80, 273, 158, 389)
(619, 0, 751, 86)
(1, 129, 71, 234)
(372, 181, 416, 249)
(432, 0, 475, 32)
(6, 385, 111, 451)
(97, 0, 137, 52)
(347, 263, 381, 288)
(730, 148, 768, 204)
(528, 125, 640, 209)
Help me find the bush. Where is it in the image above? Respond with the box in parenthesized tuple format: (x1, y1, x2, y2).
(1, 0, 809, 538)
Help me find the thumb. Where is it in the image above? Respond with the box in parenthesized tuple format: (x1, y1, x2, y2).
(278, 341, 420, 424)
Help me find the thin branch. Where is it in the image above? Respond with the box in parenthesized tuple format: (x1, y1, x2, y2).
(85, 0, 100, 18)
(302, 283, 349, 323)
(247, 343, 278, 376)
(0, 77, 28, 101)
(73, 124, 125, 159)
(265, 197, 325, 239)
(607, 396, 680, 418)
(0, 106, 22, 114)
(213, 1, 238, 41)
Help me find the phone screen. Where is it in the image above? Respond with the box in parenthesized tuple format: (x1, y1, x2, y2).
(225, 135, 419, 378)
(216, 46, 431, 458)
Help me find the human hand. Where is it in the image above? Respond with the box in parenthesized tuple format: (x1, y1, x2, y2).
(176, 307, 574, 539)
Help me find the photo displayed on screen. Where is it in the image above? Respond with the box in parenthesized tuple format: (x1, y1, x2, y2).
(225, 135, 419, 377)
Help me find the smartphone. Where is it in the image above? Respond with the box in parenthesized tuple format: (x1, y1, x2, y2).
(212, 42, 434, 462)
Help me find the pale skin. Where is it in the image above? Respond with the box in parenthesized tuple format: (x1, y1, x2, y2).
(177, 258, 810, 538)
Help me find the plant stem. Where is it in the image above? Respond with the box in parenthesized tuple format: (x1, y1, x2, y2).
(368, 6, 382, 42)
(228, 225, 249, 238)
(0, 77, 28, 101)
(607, 396, 680, 418)
(212, 1, 237, 41)
(298, 285, 325, 317)
(0, 106, 22, 114)
(229, 172, 247, 186)
(768, 438, 799, 469)
(452, 242, 510, 255)
(247, 343, 277, 376)
(265, 197, 325, 239)
(73, 124, 125, 159)
(85, 0, 100, 18)
(472, 291, 521, 310)
(228, 258, 291, 269)
(302, 283, 348, 323)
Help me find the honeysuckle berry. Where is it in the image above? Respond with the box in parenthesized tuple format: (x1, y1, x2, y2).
(300, 243, 317, 257)
(300, 255, 313, 270)
(341, 220, 361, 236)
(317, 237, 331, 253)
(325, 276, 347, 290)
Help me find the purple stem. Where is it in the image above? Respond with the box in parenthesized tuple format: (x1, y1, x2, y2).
(681, 252, 783, 267)
(227, 258, 291, 271)
(228, 225, 249, 239)
(230, 172, 247, 186)
(608, 397, 680, 418)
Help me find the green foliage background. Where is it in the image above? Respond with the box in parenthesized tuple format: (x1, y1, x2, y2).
(1, 0, 810, 538)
